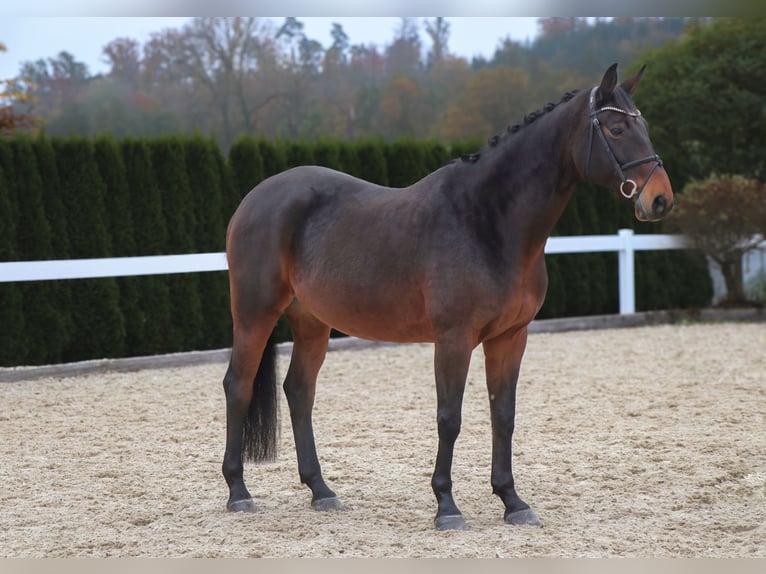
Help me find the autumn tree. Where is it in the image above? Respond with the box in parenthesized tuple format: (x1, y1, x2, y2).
(103, 37, 141, 88)
(20, 51, 90, 129)
(669, 175, 766, 305)
(436, 66, 531, 142)
(379, 75, 422, 138)
(6, 17, 699, 144)
(1, 43, 38, 135)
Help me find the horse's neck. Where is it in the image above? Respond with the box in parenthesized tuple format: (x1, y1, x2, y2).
(468, 111, 582, 253)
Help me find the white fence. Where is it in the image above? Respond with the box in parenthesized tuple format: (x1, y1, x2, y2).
(0, 229, 691, 314)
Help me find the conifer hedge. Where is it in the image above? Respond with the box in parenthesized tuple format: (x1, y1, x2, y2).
(0, 135, 713, 367)
(53, 137, 125, 361)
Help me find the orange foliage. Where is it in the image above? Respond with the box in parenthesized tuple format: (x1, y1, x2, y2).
(1, 42, 39, 136)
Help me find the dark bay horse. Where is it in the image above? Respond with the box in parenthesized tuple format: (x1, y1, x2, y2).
(221, 63, 673, 531)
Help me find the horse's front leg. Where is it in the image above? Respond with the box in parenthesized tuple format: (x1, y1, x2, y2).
(431, 335, 473, 531)
(482, 327, 542, 527)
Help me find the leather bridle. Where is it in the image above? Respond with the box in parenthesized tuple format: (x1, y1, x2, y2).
(584, 86, 663, 200)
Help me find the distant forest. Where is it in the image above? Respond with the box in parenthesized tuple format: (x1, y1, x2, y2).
(6, 17, 706, 150)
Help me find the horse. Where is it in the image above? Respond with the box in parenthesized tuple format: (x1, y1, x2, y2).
(221, 63, 672, 531)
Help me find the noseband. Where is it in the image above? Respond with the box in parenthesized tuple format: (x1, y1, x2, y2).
(585, 86, 663, 200)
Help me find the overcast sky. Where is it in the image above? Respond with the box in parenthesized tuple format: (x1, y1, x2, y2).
(0, 17, 541, 79)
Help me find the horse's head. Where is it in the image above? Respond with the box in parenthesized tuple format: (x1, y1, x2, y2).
(578, 63, 673, 221)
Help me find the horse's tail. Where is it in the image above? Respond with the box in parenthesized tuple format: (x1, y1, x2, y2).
(242, 335, 279, 464)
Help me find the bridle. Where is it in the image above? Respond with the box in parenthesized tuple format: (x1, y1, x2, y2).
(584, 86, 663, 200)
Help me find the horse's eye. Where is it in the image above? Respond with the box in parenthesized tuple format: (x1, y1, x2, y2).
(610, 127, 624, 136)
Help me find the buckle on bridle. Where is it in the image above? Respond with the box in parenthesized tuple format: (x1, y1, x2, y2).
(620, 179, 638, 199)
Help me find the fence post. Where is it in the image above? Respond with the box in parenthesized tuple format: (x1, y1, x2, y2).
(618, 229, 635, 314)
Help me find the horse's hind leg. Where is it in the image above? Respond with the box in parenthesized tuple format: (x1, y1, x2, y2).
(283, 300, 342, 511)
(222, 312, 282, 512)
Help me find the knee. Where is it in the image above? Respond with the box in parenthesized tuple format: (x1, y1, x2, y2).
(222, 364, 235, 392)
(436, 409, 462, 443)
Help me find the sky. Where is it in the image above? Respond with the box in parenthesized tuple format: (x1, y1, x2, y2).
(0, 17, 541, 80)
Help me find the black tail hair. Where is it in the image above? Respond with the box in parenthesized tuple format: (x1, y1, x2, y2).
(242, 335, 279, 463)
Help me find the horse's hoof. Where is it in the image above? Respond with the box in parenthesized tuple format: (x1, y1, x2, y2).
(505, 508, 543, 527)
(311, 496, 344, 511)
(435, 514, 470, 531)
(227, 498, 258, 513)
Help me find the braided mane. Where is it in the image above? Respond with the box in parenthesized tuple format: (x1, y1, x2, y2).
(453, 89, 581, 165)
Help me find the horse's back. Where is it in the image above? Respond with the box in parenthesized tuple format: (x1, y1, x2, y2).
(226, 165, 447, 341)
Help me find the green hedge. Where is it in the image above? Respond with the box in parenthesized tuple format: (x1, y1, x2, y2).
(0, 135, 713, 366)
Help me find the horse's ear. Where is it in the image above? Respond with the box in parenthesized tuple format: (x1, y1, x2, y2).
(596, 63, 619, 104)
(620, 64, 646, 96)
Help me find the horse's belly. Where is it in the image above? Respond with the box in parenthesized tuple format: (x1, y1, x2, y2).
(292, 278, 433, 343)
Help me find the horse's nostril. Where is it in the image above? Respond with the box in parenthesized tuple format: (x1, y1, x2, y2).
(653, 195, 667, 216)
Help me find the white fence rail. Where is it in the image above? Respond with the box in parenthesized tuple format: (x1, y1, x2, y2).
(0, 229, 691, 314)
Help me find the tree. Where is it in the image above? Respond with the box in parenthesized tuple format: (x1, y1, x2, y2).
(319, 23, 356, 139)
(120, 138, 172, 355)
(1, 43, 38, 135)
(94, 136, 140, 358)
(143, 17, 280, 149)
(422, 56, 472, 137)
(149, 137, 204, 351)
(103, 37, 141, 89)
(184, 136, 231, 348)
(385, 18, 422, 78)
(313, 140, 342, 170)
(275, 17, 322, 138)
(33, 134, 74, 357)
(0, 147, 27, 365)
(229, 135, 264, 200)
(355, 139, 388, 185)
(424, 17, 450, 69)
(437, 66, 531, 142)
(16, 51, 90, 134)
(7, 17, 703, 145)
(8, 137, 69, 364)
(379, 75, 422, 138)
(669, 175, 766, 305)
(283, 139, 314, 169)
(636, 18, 766, 190)
(325, 23, 350, 69)
(385, 139, 427, 187)
(54, 137, 125, 360)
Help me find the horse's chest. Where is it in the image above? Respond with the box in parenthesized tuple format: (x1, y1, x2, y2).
(486, 261, 548, 337)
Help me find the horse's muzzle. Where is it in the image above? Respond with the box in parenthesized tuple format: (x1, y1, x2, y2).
(633, 168, 673, 222)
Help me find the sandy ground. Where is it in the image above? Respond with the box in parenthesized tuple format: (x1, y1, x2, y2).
(1, 322, 764, 558)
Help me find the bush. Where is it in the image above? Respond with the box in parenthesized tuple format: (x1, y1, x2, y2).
(668, 174, 766, 305)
